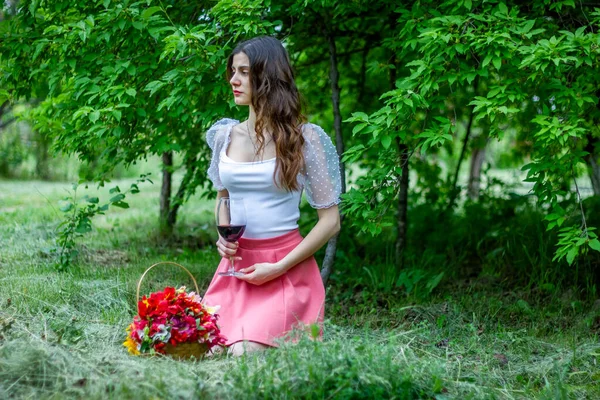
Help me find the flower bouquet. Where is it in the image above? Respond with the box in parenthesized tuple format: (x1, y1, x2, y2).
(124, 262, 226, 359)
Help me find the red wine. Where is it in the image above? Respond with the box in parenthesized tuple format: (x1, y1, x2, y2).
(217, 225, 246, 242)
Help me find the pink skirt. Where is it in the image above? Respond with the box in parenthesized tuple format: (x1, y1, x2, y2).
(201, 229, 325, 347)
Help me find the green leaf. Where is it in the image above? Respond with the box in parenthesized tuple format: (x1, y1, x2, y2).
(110, 193, 126, 203)
(0, 89, 9, 104)
(492, 58, 502, 70)
(89, 111, 100, 123)
(381, 135, 392, 149)
(126, 88, 137, 97)
(522, 20, 535, 34)
(59, 202, 73, 212)
(352, 123, 367, 135)
(86, 196, 99, 204)
(352, 112, 369, 122)
(482, 55, 492, 68)
(112, 110, 122, 122)
(589, 239, 600, 252)
(466, 72, 477, 85)
(426, 272, 445, 293)
(566, 247, 578, 265)
(112, 201, 130, 209)
(75, 222, 92, 234)
(498, 2, 508, 15)
(130, 183, 140, 194)
(141, 6, 162, 19)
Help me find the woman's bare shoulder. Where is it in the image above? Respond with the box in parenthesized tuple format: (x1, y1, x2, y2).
(231, 121, 247, 136)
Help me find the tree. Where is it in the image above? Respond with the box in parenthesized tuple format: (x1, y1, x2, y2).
(0, 0, 279, 235)
(344, 0, 600, 264)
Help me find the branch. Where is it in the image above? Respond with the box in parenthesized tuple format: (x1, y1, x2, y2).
(356, 46, 369, 104)
(0, 117, 16, 130)
(573, 170, 589, 238)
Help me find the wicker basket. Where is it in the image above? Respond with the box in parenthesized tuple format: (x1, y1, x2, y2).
(136, 261, 209, 360)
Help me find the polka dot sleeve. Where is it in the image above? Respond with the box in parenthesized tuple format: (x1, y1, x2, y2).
(206, 118, 237, 191)
(302, 123, 342, 209)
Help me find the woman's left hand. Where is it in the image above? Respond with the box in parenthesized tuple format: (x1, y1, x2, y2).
(236, 263, 284, 285)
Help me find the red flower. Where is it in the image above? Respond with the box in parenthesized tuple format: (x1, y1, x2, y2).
(125, 286, 226, 356)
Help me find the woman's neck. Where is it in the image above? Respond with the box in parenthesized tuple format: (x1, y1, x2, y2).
(246, 106, 272, 135)
(247, 106, 257, 131)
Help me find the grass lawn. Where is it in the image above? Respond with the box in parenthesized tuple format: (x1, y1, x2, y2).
(0, 178, 599, 399)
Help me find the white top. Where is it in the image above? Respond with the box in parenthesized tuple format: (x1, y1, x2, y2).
(206, 118, 342, 239)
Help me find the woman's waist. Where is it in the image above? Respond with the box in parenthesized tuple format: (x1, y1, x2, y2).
(238, 228, 303, 250)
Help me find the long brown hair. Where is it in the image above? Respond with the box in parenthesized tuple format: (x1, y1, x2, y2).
(227, 36, 306, 191)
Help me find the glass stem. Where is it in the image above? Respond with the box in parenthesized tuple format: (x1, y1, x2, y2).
(229, 256, 235, 273)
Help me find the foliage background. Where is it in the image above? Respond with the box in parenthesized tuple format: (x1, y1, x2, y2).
(1, 0, 600, 397)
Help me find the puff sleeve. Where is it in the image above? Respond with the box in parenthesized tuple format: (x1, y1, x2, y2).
(302, 123, 342, 208)
(206, 118, 238, 191)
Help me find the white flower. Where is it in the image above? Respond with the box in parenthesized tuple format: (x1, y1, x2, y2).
(152, 324, 171, 343)
(204, 304, 221, 315)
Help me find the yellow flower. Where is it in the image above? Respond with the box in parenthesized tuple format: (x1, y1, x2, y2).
(123, 336, 140, 355)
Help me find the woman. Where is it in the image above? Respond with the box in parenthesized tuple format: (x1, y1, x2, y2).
(202, 36, 341, 356)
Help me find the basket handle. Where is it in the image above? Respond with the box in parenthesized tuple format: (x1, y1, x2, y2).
(136, 262, 200, 308)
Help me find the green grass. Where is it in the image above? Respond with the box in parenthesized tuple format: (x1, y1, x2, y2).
(1, 178, 599, 399)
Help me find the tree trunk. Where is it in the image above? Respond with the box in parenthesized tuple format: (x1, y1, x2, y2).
(585, 134, 600, 196)
(356, 46, 369, 105)
(588, 156, 600, 196)
(0, 101, 16, 132)
(388, 14, 409, 264)
(166, 155, 198, 228)
(468, 139, 488, 200)
(320, 25, 346, 287)
(447, 78, 478, 210)
(35, 131, 51, 180)
(395, 143, 410, 262)
(160, 151, 173, 236)
(447, 106, 475, 209)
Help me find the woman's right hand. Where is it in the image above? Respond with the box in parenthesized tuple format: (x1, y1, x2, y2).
(216, 237, 242, 261)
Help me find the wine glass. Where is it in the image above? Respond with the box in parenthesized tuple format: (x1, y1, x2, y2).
(216, 197, 247, 277)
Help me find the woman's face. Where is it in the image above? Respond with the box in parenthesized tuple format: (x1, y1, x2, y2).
(230, 52, 252, 106)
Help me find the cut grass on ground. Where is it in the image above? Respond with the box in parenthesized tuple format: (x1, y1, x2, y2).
(0, 178, 599, 399)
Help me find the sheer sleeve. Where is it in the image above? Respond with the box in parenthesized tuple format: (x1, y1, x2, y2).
(302, 123, 342, 209)
(206, 118, 238, 191)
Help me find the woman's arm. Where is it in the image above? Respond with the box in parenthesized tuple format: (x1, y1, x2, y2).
(237, 205, 340, 285)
